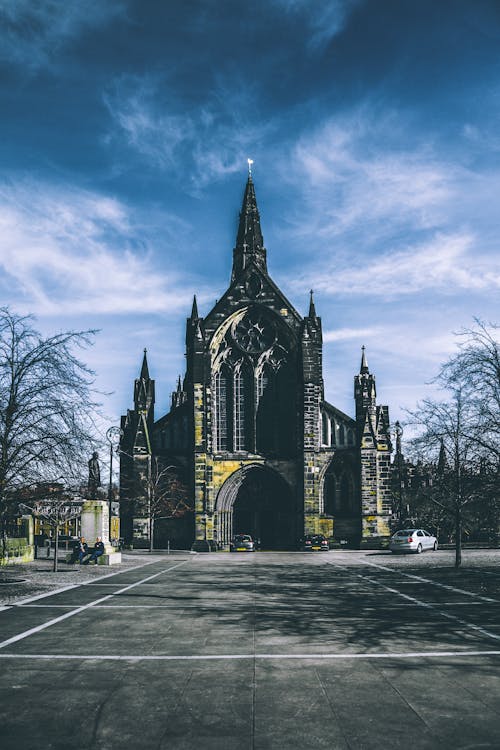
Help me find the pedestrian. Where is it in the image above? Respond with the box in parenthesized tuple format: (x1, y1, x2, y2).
(84, 537, 105, 565)
(70, 537, 88, 565)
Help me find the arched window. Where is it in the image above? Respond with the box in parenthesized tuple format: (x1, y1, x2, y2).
(256, 364, 275, 454)
(339, 424, 345, 446)
(234, 363, 252, 451)
(322, 413, 330, 446)
(214, 367, 233, 451)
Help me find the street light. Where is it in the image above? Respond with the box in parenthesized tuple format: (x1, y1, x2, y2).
(393, 421, 404, 522)
(106, 426, 123, 543)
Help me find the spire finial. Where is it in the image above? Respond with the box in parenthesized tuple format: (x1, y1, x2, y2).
(247, 158, 254, 177)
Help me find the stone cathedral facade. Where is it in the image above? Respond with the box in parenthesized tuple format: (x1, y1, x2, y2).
(119, 176, 393, 550)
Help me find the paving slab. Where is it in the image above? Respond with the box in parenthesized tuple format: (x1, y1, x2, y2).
(1, 549, 500, 748)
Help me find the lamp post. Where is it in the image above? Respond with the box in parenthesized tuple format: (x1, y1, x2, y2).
(106, 426, 123, 544)
(394, 421, 404, 523)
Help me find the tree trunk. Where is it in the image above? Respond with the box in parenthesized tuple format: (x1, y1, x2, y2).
(149, 516, 154, 553)
(455, 506, 462, 569)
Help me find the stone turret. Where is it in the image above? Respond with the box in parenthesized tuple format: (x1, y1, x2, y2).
(354, 347, 392, 547)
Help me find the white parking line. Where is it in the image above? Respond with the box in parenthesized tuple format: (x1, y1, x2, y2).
(0, 560, 189, 651)
(0, 557, 164, 610)
(0, 650, 499, 661)
(363, 561, 499, 603)
(328, 563, 500, 643)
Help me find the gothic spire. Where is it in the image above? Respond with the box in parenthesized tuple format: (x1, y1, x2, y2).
(140, 348, 150, 380)
(360, 345, 369, 374)
(190, 294, 199, 320)
(308, 289, 317, 318)
(232, 172, 267, 281)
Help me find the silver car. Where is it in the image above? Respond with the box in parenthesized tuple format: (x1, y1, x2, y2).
(389, 528, 438, 554)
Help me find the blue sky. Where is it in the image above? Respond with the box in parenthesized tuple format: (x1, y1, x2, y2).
(1, 0, 499, 438)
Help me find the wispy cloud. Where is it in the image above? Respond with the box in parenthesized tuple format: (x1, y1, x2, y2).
(275, 108, 500, 298)
(0, 178, 197, 316)
(284, 113, 454, 239)
(293, 231, 499, 298)
(0, 0, 125, 71)
(103, 73, 275, 188)
(271, 0, 362, 49)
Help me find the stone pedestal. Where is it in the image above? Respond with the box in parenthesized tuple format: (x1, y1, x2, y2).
(81, 500, 121, 564)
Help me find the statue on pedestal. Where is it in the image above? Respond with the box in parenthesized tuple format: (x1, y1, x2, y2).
(88, 451, 101, 499)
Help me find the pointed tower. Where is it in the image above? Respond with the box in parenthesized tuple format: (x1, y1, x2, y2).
(231, 175, 267, 282)
(119, 350, 156, 545)
(301, 291, 325, 534)
(134, 349, 155, 421)
(354, 346, 376, 429)
(354, 348, 392, 547)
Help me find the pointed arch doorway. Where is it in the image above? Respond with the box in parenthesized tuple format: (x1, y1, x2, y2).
(216, 465, 296, 549)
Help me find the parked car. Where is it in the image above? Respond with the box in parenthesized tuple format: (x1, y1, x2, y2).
(300, 534, 329, 551)
(230, 534, 255, 552)
(389, 528, 438, 554)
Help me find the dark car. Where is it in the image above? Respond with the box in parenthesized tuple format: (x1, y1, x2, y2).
(230, 534, 255, 552)
(300, 534, 329, 551)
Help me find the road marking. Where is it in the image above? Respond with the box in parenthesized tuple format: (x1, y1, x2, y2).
(0, 650, 499, 661)
(0, 557, 165, 610)
(0, 560, 189, 651)
(363, 561, 499, 603)
(387, 601, 486, 607)
(328, 562, 500, 643)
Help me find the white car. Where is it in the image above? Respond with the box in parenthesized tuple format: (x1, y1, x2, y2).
(389, 528, 438, 554)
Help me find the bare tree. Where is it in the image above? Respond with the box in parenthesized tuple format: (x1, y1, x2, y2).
(407, 320, 499, 567)
(146, 458, 191, 552)
(0, 308, 100, 557)
(441, 319, 500, 461)
(19, 484, 84, 572)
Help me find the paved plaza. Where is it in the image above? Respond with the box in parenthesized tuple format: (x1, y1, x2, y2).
(1, 550, 500, 749)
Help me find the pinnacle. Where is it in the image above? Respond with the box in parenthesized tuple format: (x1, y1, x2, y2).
(360, 345, 369, 375)
(140, 349, 150, 380)
(191, 294, 199, 320)
(308, 289, 317, 318)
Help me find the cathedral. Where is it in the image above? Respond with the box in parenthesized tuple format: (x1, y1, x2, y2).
(119, 174, 393, 550)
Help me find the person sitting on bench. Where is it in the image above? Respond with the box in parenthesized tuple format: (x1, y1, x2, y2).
(69, 537, 88, 564)
(84, 537, 105, 565)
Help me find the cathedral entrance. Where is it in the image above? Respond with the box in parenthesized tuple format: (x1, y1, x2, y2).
(216, 465, 295, 549)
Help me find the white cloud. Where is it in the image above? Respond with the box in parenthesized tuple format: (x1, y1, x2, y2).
(323, 326, 382, 343)
(0, 178, 196, 317)
(285, 115, 454, 240)
(271, 0, 362, 49)
(0, 0, 125, 70)
(274, 108, 500, 299)
(296, 231, 499, 298)
(103, 74, 275, 187)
